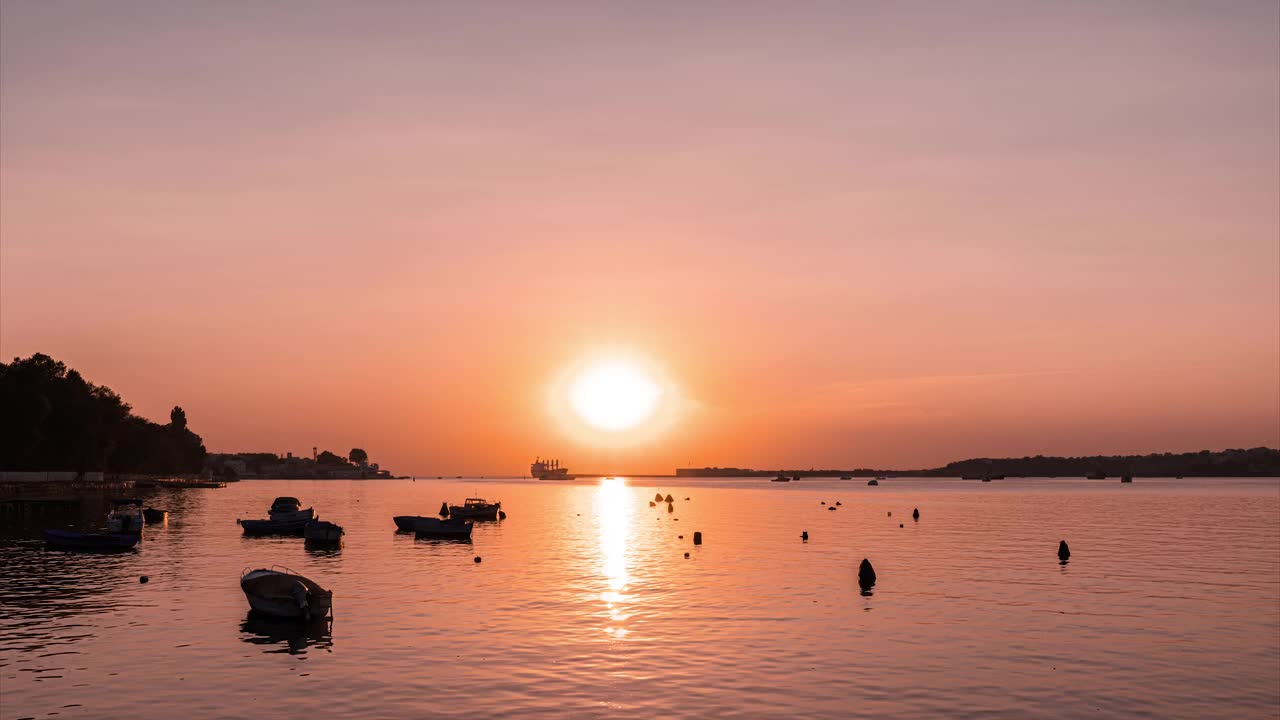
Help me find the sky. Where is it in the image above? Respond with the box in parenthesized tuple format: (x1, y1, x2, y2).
(2, 1, 1277, 474)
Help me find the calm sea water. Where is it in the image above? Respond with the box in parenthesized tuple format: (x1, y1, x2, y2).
(1, 477, 1277, 719)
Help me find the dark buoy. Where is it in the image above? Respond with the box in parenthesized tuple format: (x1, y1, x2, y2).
(684, 552, 690, 558)
(887, 511, 892, 517)
(667, 502, 674, 513)
(828, 506, 836, 511)
(801, 531, 808, 541)
(867, 479, 879, 486)
(820, 501, 826, 505)
(684, 497, 690, 500)
(678, 535, 683, 539)
(899, 523, 904, 528)
(664, 494, 674, 503)
(654, 493, 664, 503)
(439, 501, 449, 517)
(912, 508, 919, 520)
(858, 558, 876, 588)
(649, 501, 656, 507)
(498, 510, 507, 520)
(835, 501, 842, 506)
(139, 575, 149, 584)
(693, 531, 702, 545)
(1058, 540, 1070, 562)
(474, 556, 482, 563)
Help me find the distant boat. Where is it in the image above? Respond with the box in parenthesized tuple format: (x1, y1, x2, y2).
(240, 567, 332, 620)
(447, 497, 501, 520)
(961, 475, 984, 480)
(412, 517, 474, 539)
(44, 529, 141, 552)
(531, 457, 575, 480)
(1086, 471, 1106, 480)
(303, 520, 344, 544)
(771, 476, 791, 482)
(867, 479, 879, 486)
(839, 476, 852, 480)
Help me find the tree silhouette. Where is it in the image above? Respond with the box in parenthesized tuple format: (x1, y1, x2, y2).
(170, 406, 187, 431)
(349, 448, 368, 465)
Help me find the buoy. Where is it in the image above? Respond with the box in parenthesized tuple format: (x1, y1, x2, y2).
(801, 531, 808, 540)
(474, 556, 482, 563)
(912, 508, 919, 520)
(498, 510, 507, 520)
(858, 558, 876, 587)
(664, 494, 674, 503)
(887, 511, 891, 517)
(684, 552, 690, 558)
(649, 501, 655, 507)
(899, 523, 904, 528)
(139, 575, 149, 584)
(667, 502, 674, 513)
(1058, 540, 1070, 562)
(835, 501, 842, 506)
(684, 497, 690, 500)
(821, 501, 826, 505)
(678, 535, 683, 539)
(654, 493, 663, 503)
(693, 531, 702, 545)
(828, 507, 836, 511)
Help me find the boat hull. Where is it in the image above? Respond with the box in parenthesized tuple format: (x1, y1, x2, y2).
(241, 517, 311, 536)
(269, 508, 314, 523)
(447, 506, 500, 520)
(303, 520, 344, 543)
(413, 517, 473, 538)
(44, 529, 141, 552)
(143, 508, 168, 524)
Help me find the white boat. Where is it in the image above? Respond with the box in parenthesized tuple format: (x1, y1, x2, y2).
(240, 567, 333, 620)
(412, 517, 473, 538)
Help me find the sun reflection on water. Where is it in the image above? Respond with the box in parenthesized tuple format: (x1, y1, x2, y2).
(596, 477, 633, 638)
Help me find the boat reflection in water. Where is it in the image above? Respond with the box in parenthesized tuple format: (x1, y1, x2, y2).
(240, 613, 334, 655)
(596, 477, 633, 639)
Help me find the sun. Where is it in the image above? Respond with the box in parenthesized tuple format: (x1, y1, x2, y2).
(568, 360, 663, 432)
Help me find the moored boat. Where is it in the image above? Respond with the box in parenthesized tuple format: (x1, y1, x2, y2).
(241, 516, 311, 536)
(531, 457, 575, 480)
(107, 500, 145, 535)
(269, 497, 315, 523)
(143, 507, 168, 524)
(771, 476, 791, 482)
(44, 529, 142, 552)
(413, 516, 473, 538)
(447, 497, 501, 520)
(303, 520, 344, 543)
(867, 479, 879, 486)
(240, 567, 332, 620)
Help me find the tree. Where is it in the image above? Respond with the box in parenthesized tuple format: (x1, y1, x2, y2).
(349, 448, 368, 465)
(316, 450, 347, 465)
(170, 406, 187, 431)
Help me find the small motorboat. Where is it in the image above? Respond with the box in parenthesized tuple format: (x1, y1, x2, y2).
(269, 497, 315, 523)
(447, 497, 501, 520)
(108, 499, 146, 535)
(771, 476, 791, 482)
(839, 476, 852, 480)
(44, 529, 141, 552)
(303, 520, 344, 543)
(241, 516, 312, 536)
(867, 479, 879, 486)
(240, 567, 332, 620)
(143, 507, 168, 524)
(413, 516, 473, 538)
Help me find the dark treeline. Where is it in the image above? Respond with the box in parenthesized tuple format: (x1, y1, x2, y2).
(923, 448, 1280, 478)
(0, 354, 206, 474)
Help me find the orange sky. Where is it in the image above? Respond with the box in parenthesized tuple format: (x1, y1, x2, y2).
(2, 2, 1277, 474)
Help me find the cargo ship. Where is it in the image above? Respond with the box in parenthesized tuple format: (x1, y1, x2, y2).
(531, 457, 575, 480)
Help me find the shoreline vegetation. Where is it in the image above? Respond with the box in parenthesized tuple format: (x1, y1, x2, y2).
(0, 353, 392, 494)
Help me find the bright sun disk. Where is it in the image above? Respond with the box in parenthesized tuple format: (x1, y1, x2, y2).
(569, 361, 663, 432)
